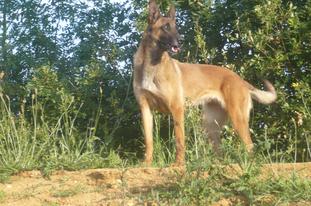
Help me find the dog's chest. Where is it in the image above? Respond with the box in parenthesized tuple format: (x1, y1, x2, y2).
(135, 62, 182, 112)
(141, 64, 159, 91)
(144, 59, 180, 87)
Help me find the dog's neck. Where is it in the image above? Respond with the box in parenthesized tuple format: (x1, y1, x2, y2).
(134, 32, 173, 96)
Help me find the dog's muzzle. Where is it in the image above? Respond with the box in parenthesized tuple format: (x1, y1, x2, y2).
(169, 39, 181, 54)
(171, 45, 180, 53)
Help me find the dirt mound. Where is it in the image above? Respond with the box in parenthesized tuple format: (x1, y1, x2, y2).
(1, 167, 182, 206)
(1, 163, 311, 206)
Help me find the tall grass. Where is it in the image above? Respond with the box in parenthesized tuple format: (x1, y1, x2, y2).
(0, 93, 42, 176)
(0, 82, 310, 204)
(140, 106, 311, 205)
(150, 101, 310, 167)
(0, 90, 123, 181)
(151, 112, 175, 166)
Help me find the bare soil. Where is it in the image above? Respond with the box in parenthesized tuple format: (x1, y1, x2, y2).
(1, 163, 311, 206)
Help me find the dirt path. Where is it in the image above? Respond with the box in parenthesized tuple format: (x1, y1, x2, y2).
(1, 163, 311, 206)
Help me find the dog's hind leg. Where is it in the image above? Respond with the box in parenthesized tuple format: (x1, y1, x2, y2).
(226, 94, 253, 152)
(203, 101, 227, 153)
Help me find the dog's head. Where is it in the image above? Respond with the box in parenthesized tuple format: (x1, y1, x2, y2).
(147, 0, 180, 54)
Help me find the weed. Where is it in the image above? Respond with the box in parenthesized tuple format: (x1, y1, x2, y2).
(0, 190, 5, 203)
(139, 106, 311, 205)
(152, 112, 176, 167)
(0, 88, 125, 179)
(51, 185, 85, 198)
(12, 186, 38, 200)
(41, 201, 60, 206)
(138, 157, 311, 205)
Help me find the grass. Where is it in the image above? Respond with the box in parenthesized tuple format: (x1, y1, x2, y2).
(0, 190, 5, 203)
(12, 184, 40, 200)
(0, 91, 125, 182)
(132, 106, 311, 205)
(0, 88, 310, 205)
(41, 202, 60, 206)
(51, 185, 85, 198)
(136, 148, 311, 205)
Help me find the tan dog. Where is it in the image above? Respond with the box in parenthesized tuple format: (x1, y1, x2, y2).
(133, 0, 277, 166)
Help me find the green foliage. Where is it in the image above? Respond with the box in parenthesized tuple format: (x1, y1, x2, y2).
(26, 66, 73, 123)
(0, 0, 310, 182)
(171, 0, 311, 161)
(51, 185, 85, 198)
(0, 190, 5, 203)
(139, 104, 311, 205)
(150, 113, 175, 166)
(0, 85, 124, 181)
(238, 0, 311, 161)
(0, 1, 310, 204)
(141, 159, 311, 205)
(140, 142, 311, 205)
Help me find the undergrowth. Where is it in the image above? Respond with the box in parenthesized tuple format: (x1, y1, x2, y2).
(138, 106, 311, 205)
(139, 134, 311, 205)
(0, 90, 124, 182)
(0, 88, 310, 205)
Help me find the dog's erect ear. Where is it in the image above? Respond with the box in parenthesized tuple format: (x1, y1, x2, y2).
(167, 4, 176, 20)
(148, 0, 161, 24)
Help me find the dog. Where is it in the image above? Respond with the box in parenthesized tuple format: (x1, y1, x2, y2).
(133, 0, 277, 166)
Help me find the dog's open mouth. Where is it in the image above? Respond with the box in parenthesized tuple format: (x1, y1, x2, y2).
(171, 46, 180, 53)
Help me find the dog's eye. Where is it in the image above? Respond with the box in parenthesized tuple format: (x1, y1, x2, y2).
(162, 24, 170, 31)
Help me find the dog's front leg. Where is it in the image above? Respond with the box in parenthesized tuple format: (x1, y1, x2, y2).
(139, 97, 154, 166)
(171, 105, 185, 166)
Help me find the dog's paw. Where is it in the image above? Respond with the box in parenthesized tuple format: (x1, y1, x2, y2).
(141, 159, 153, 167)
(170, 161, 185, 168)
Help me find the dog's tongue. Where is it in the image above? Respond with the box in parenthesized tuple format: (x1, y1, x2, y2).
(171, 46, 180, 53)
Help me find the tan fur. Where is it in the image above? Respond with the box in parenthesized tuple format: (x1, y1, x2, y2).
(133, 0, 277, 166)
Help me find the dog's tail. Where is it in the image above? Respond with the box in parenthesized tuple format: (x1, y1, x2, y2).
(247, 80, 277, 105)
